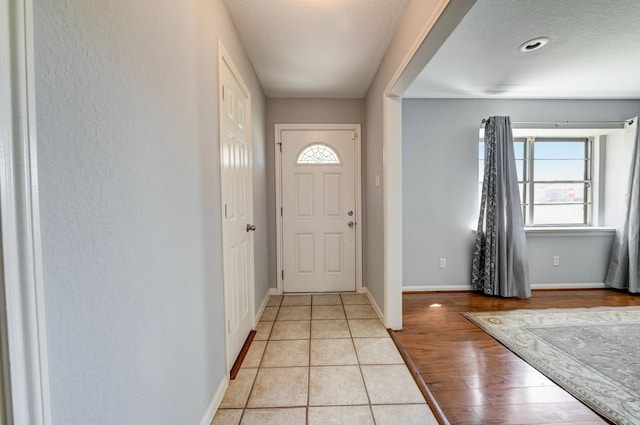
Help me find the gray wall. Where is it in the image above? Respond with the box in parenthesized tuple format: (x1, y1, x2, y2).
(266, 98, 366, 289)
(364, 0, 446, 310)
(402, 99, 640, 288)
(34, 0, 266, 424)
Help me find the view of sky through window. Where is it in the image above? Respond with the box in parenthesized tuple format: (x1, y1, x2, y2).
(479, 137, 590, 226)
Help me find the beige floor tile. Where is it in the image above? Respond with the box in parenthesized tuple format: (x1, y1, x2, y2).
(341, 293, 370, 305)
(277, 306, 311, 321)
(312, 305, 346, 320)
(311, 319, 351, 339)
(361, 365, 425, 404)
(270, 320, 310, 340)
(308, 406, 375, 425)
(254, 321, 274, 341)
(348, 319, 388, 337)
(220, 368, 258, 408)
(281, 295, 311, 306)
(353, 338, 404, 365)
(240, 408, 307, 425)
(312, 294, 342, 305)
(266, 295, 283, 307)
(211, 409, 243, 425)
(371, 404, 438, 425)
(261, 340, 309, 367)
(344, 304, 378, 319)
(309, 366, 369, 406)
(241, 340, 266, 368)
(260, 307, 279, 321)
(247, 367, 308, 408)
(310, 338, 358, 366)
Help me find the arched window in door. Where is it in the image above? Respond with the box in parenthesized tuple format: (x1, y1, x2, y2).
(296, 143, 341, 165)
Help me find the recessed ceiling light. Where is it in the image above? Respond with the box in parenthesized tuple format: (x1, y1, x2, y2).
(519, 37, 549, 53)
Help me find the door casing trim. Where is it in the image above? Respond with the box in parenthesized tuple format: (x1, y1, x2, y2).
(0, 0, 52, 423)
(274, 123, 363, 294)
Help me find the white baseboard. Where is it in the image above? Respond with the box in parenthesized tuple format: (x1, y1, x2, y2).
(403, 285, 472, 292)
(199, 376, 228, 425)
(531, 282, 607, 289)
(362, 288, 385, 323)
(254, 288, 281, 326)
(403, 283, 607, 292)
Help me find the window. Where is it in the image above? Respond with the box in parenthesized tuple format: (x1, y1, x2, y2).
(479, 136, 593, 226)
(297, 144, 341, 165)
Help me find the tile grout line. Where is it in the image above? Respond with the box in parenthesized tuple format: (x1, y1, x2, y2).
(241, 296, 281, 421)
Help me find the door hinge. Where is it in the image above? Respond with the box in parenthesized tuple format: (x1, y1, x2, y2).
(222, 86, 226, 101)
(280, 207, 283, 217)
(281, 270, 284, 280)
(278, 143, 282, 152)
(352, 131, 357, 141)
(224, 204, 228, 218)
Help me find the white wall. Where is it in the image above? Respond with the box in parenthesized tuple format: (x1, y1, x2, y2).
(402, 99, 640, 289)
(265, 98, 365, 289)
(33, 1, 266, 424)
(604, 123, 636, 226)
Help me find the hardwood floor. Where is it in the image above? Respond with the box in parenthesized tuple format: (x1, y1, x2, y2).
(394, 289, 640, 425)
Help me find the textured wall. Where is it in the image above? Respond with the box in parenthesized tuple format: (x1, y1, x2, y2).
(33, 0, 266, 424)
(402, 98, 640, 288)
(364, 0, 445, 310)
(265, 98, 366, 289)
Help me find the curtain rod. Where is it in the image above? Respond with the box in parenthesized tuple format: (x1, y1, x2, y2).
(481, 118, 633, 126)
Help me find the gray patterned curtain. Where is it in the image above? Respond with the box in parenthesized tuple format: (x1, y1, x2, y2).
(605, 118, 640, 293)
(472, 116, 530, 298)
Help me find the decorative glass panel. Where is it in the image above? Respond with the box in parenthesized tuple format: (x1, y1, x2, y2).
(297, 144, 341, 165)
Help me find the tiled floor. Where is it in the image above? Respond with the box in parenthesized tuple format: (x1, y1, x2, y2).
(212, 293, 438, 425)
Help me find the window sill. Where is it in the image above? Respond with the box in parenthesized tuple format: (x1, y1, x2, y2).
(524, 227, 616, 237)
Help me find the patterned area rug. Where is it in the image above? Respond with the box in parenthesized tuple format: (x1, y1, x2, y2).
(462, 307, 640, 425)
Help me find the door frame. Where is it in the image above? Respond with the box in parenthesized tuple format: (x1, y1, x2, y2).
(217, 41, 256, 372)
(274, 123, 363, 294)
(0, 0, 52, 423)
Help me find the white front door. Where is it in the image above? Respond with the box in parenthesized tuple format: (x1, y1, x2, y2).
(219, 45, 255, 372)
(280, 128, 358, 293)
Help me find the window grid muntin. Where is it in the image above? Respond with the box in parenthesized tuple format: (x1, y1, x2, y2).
(479, 136, 593, 227)
(296, 143, 341, 165)
(528, 137, 592, 226)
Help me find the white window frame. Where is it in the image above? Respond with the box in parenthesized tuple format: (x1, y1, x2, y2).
(479, 130, 607, 229)
(520, 136, 593, 227)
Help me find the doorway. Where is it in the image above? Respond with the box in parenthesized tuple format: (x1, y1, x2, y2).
(275, 124, 362, 293)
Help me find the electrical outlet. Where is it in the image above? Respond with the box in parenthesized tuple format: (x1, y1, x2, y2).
(553, 256, 560, 267)
(439, 258, 446, 268)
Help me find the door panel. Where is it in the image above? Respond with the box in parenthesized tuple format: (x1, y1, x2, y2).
(295, 175, 314, 217)
(281, 130, 356, 292)
(220, 53, 254, 372)
(324, 174, 342, 217)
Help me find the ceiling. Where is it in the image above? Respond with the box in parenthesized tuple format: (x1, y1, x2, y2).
(405, 0, 640, 99)
(223, 0, 410, 98)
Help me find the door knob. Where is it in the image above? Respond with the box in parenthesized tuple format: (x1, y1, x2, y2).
(246, 224, 257, 232)
(347, 221, 354, 228)
(347, 210, 354, 216)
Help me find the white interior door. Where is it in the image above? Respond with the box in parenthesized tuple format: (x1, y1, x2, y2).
(219, 46, 255, 372)
(281, 129, 357, 293)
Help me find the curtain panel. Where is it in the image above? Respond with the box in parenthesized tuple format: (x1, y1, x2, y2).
(605, 118, 640, 293)
(472, 116, 530, 298)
